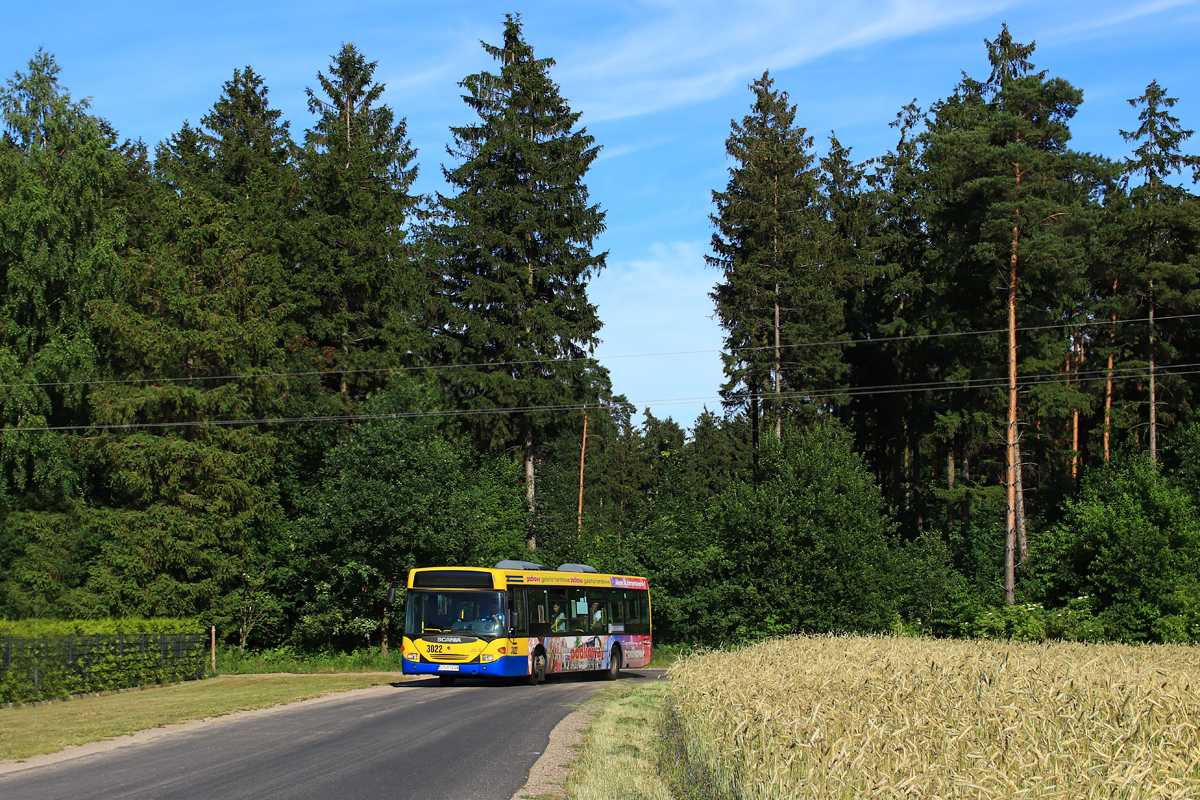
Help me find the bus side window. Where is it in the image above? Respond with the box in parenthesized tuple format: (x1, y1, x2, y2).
(632, 593, 643, 633)
(606, 589, 626, 631)
(508, 589, 527, 635)
(567, 588, 588, 633)
(588, 591, 607, 631)
(529, 589, 552, 637)
(619, 591, 646, 635)
(550, 590, 569, 634)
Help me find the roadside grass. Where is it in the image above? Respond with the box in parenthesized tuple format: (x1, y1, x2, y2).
(646, 643, 690, 670)
(565, 681, 675, 800)
(214, 641, 685, 675)
(0, 673, 405, 762)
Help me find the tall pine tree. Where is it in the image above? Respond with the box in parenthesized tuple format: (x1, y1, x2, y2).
(709, 72, 834, 451)
(923, 25, 1096, 602)
(434, 15, 608, 548)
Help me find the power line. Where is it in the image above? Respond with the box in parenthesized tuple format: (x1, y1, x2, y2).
(1, 402, 608, 433)
(641, 364, 1200, 408)
(3, 362, 1193, 433)
(0, 312, 1193, 391)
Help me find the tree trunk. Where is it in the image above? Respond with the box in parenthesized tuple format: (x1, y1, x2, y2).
(961, 442, 971, 530)
(380, 607, 389, 658)
(1072, 330, 1081, 483)
(750, 390, 760, 473)
(1004, 219, 1020, 604)
(340, 341, 349, 396)
(577, 411, 588, 536)
(1105, 278, 1118, 462)
(524, 419, 537, 549)
(913, 444, 925, 533)
(774, 285, 782, 441)
(1016, 442, 1027, 564)
(1149, 280, 1157, 465)
(947, 446, 956, 532)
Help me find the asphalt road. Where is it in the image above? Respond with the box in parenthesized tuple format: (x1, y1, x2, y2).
(1, 670, 663, 800)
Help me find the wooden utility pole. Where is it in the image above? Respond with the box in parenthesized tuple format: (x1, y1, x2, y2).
(577, 411, 588, 536)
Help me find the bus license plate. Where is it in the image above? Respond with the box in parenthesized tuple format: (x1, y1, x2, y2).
(437, 665, 460, 672)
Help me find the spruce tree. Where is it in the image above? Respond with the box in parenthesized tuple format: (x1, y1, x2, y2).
(1117, 81, 1200, 464)
(434, 15, 608, 547)
(709, 72, 834, 450)
(298, 44, 421, 400)
(848, 103, 942, 524)
(0, 51, 147, 615)
(80, 68, 298, 629)
(0, 51, 137, 506)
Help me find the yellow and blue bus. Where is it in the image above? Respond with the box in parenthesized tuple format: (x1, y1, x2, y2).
(400, 561, 651, 685)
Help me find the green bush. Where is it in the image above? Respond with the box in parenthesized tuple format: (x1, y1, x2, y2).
(1024, 456, 1200, 643)
(1, 632, 206, 704)
(1043, 596, 1106, 642)
(972, 603, 1048, 641)
(702, 423, 898, 643)
(0, 617, 202, 638)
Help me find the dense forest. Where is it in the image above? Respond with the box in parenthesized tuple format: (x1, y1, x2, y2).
(2, 18, 1198, 650)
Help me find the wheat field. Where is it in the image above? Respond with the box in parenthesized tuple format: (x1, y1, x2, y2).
(665, 635, 1200, 799)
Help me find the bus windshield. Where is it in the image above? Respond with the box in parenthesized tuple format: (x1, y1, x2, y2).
(405, 590, 506, 638)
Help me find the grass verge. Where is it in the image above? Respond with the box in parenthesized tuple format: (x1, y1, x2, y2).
(564, 681, 676, 800)
(214, 646, 408, 674)
(1, 672, 405, 762)
(214, 642, 686, 675)
(646, 643, 691, 671)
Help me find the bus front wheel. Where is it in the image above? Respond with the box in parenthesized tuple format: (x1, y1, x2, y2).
(605, 646, 622, 681)
(529, 650, 547, 686)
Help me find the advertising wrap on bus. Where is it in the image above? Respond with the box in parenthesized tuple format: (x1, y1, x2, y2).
(609, 576, 648, 589)
(537, 634, 652, 673)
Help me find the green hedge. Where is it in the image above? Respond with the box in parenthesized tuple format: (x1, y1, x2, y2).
(0, 617, 202, 638)
(1, 632, 206, 705)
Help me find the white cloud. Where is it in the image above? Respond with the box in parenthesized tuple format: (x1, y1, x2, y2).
(556, 0, 1017, 121)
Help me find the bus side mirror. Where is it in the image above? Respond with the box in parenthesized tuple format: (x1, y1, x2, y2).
(386, 582, 396, 606)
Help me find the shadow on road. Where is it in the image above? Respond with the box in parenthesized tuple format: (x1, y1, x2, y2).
(392, 669, 667, 690)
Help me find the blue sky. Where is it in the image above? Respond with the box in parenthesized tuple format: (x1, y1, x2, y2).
(5, 0, 1200, 429)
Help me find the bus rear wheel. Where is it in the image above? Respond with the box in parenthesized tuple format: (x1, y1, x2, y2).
(529, 650, 547, 686)
(438, 675, 457, 686)
(604, 646, 622, 681)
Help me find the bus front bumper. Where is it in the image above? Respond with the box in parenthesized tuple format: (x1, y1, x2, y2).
(401, 655, 529, 678)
